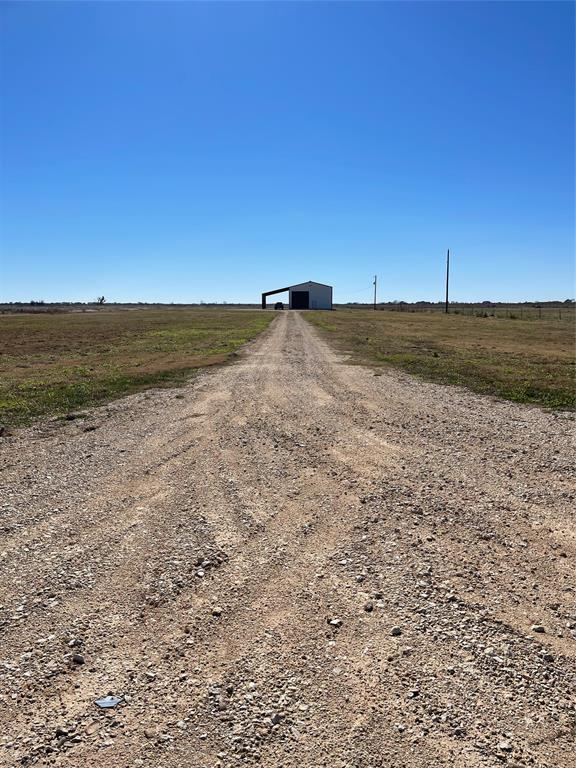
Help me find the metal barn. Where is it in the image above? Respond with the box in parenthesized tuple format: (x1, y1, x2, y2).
(261, 281, 333, 310)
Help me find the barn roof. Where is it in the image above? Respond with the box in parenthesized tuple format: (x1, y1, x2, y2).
(262, 280, 332, 298)
(289, 280, 332, 289)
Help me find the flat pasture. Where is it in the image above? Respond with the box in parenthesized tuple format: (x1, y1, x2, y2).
(306, 309, 575, 409)
(0, 308, 273, 426)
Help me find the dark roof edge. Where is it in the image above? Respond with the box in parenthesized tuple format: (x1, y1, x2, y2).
(262, 286, 290, 297)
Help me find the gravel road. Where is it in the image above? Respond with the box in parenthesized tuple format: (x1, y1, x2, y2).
(1, 311, 574, 767)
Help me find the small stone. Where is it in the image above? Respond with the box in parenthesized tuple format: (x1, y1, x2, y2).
(364, 602, 374, 613)
(531, 624, 545, 633)
(498, 740, 513, 752)
(71, 653, 85, 665)
(270, 713, 282, 725)
(144, 729, 156, 739)
(94, 695, 123, 709)
(55, 727, 68, 738)
(328, 618, 343, 628)
(391, 626, 402, 636)
(212, 607, 222, 617)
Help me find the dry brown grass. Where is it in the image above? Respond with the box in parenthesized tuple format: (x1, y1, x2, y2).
(0, 308, 273, 426)
(306, 309, 575, 409)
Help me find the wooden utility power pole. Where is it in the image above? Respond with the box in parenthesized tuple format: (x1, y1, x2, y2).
(373, 275, 377, 310)
(444, 249, 450, 314)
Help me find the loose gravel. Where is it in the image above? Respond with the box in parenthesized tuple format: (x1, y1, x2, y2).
(0, 311, 574, 767)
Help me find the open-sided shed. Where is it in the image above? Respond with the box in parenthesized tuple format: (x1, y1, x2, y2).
(261, 281, 333, 310)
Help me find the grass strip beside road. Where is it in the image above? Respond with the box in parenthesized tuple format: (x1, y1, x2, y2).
(305, 310, 575, 410)
(0, 309, 274, 426)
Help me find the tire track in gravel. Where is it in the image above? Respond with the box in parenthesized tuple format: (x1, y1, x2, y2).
(0, 311, 574, 768)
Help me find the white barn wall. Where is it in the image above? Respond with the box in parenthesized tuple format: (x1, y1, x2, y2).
(289, 282, 332, 310)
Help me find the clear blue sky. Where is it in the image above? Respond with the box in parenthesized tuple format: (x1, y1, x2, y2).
(1, 1, 574, 304)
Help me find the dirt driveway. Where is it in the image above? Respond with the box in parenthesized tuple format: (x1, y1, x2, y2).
(1, 311, 574, 767)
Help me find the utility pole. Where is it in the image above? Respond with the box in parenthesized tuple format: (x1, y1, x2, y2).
(445, 249, 450, 314)
(373, 275, 377, 310)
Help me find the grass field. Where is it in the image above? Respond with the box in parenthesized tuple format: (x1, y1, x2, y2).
(342, 302, 575, 322)
(0, 309, 273, 426)
(306, 309, 576, 410)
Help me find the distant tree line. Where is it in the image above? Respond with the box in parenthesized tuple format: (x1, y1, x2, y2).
(344, 299, 575, 306)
